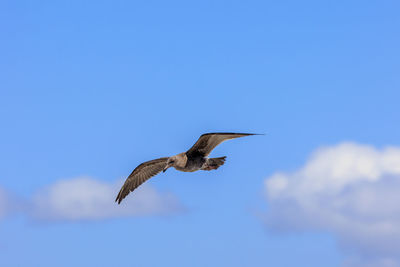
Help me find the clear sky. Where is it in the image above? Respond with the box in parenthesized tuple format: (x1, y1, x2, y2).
(1, 1, 399, 266)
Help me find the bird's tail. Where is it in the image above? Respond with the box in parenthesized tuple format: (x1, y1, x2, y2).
(202, 156, 227, 171)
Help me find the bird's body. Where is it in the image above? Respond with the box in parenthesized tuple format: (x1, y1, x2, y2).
(169, 152, 225, 172)
(115, 132, 259, 204)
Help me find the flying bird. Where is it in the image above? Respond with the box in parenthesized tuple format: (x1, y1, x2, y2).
(115, 132, 259, 204)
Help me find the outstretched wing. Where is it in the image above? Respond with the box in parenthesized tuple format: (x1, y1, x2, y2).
(186, 133, 257, 157)
(115, 157, 168, 204)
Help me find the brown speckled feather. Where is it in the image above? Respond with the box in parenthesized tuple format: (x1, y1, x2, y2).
(186, 133, 256, 157)
(115, 157, 168, 204)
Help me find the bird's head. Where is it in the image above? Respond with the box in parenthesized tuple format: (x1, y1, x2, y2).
(163, 156, 177, 172)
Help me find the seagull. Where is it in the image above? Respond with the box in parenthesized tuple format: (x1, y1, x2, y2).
(115, 132, 259, 204)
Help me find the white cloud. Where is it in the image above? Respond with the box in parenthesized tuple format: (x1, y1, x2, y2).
(30, 177, 184, 221)
(264, 143, 400, 266)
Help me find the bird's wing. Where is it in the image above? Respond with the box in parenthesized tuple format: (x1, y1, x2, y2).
(115, 157, 168, 204)
(186, 133, 257, 157)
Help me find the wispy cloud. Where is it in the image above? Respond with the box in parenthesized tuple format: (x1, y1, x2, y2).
(0, 177, 184, 222)
(264, 143, 400, 266)
(29, 177, 185, 221)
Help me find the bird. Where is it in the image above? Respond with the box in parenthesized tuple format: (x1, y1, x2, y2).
(115, 132, 259, 204)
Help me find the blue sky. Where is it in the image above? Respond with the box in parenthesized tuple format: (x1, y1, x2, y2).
(1, 1, 399, 266)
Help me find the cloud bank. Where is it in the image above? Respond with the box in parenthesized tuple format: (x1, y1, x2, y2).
(264, 143, 400, 266)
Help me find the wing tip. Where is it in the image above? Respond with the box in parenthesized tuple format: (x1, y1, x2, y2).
(115, 195, 121, 204)
(115, 190, 124, 204)
(201, 132, 264, 136)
